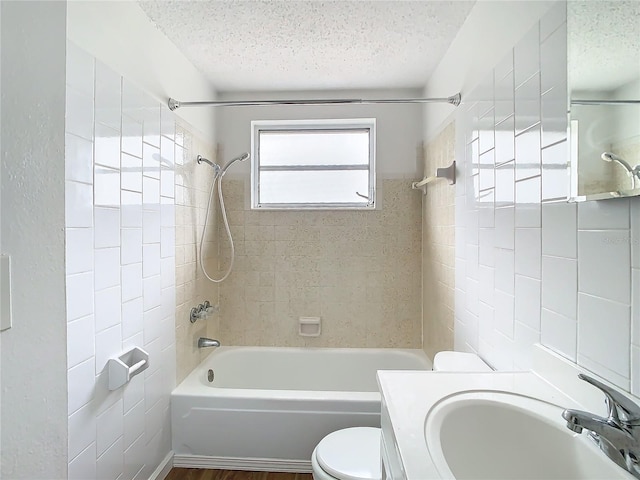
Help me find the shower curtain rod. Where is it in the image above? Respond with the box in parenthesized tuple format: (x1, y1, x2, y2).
(167, 93, 461, 111)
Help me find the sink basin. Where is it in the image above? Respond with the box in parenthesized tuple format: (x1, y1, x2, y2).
(424, 391, 633, 480)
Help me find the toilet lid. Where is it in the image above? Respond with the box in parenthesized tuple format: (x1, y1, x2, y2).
(316, 427, 381, 480)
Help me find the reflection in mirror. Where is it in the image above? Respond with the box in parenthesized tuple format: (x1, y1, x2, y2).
(568, 0, 640, 201)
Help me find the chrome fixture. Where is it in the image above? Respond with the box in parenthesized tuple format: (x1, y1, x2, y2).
(571, 99, 640, 106)
(562, 373, 640, 478)
(198, 337, 221, 348)
(198, 152, 250, 283)
(220, 152, 250, 176)
(196, 154, 219, 173)
(197, 152, 250, 177)
(601, 152, 640, 189)
(189, 300, 219, 323)
(168, 93, 462, 111)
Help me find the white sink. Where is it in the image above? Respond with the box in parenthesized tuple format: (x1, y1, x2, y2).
(424, 391, 633, 480)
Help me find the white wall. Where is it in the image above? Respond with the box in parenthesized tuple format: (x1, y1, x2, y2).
(424, 0, 556, 141)
(454, 2, 640, 394)
(65, 42, 177, 480)
(0, 1, 3, 468)
(67, 1, 217, 146)
(1, 2, 68, 477)
(216, 89, 424, 180)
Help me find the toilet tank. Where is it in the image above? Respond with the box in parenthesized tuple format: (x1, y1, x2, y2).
(433, 351, 492, 372)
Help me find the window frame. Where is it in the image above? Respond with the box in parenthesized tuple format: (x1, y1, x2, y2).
(250, 118, 376, 210)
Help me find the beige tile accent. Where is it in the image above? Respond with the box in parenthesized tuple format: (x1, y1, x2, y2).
(174, 123, 221, 384)
(423, 122, 456, 358)
(218, 178, 422, 348)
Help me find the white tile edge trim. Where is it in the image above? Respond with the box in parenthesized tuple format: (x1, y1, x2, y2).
(149, 451, 174, 480)
(172, 455, 312, 473)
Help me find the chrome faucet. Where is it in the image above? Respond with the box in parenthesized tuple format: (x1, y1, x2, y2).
(562, 373, 640, 478)
(197, 337, 221, 348)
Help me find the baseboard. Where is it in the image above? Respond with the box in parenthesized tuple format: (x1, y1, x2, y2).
(173, 454, 312, 473)
(149, 451, 174, 480)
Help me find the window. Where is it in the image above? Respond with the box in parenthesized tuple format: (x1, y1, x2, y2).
(251, 119, 376, 209)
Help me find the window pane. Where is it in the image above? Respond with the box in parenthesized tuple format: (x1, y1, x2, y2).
(259, 130, 369, 167)
(259, 170, 370, 205)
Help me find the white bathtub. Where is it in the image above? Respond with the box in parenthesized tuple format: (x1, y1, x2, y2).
(171, 346, 431, 472)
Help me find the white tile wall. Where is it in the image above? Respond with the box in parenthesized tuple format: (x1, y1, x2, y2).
(632, 201, 639, 268)
(69, 443, 97, 480)
(454, 3, 640, 390)
(65, 42, 176, 479)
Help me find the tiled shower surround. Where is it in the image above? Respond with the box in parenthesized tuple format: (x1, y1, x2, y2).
(64, 42, 217, 479)
(216, 179, 422, 348)
(174, 130, 220, 383)
(422, 123, 456, 357)
(455, 3, 640, 392)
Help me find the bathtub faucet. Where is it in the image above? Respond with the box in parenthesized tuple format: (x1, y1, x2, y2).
(198, 337, 221, 348)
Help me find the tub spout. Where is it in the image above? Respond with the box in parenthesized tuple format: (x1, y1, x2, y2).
(198, 337, 221, 348)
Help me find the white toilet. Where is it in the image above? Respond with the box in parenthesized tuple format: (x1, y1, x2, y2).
(310, 351, 492, 480)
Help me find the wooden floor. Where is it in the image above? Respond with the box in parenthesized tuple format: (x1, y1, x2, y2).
(166, 469, 313, 480)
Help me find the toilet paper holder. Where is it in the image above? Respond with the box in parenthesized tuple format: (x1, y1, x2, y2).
(107, 346, 149, 390)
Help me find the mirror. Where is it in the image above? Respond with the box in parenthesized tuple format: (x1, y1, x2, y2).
(568, 0, 640, 201)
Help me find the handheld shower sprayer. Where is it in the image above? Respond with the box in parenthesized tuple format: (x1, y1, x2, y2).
(198, 152, 251, 283)
(601, 151, 639, 190)
(601, 152, 634, 176)
(197, 152, 250, 177)
(220, 152, 250, 176)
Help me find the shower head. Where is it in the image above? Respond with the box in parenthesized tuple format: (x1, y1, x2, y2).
(197, 155, 217, 168)
(220, 152, 250, 176)
(601, 152, 633, 176)
(197, 152, 250, 177)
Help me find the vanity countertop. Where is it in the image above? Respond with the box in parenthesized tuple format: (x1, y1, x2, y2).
(376, 359, 603, 480)
(378, 345, 640, 480)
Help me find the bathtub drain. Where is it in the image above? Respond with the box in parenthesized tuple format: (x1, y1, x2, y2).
(207, 369, 214, 382)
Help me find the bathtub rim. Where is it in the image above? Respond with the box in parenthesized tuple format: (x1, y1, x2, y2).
(172, 345, 431, 401)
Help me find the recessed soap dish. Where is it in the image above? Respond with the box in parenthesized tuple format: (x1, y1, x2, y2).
(299, 317, 321, 337)
(107, 346, 149, 390)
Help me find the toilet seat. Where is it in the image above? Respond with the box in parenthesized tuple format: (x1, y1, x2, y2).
(312, 352, 490, 480)
(314, 427, 381, 480)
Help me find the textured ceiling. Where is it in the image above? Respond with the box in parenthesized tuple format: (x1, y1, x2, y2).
(569, 0, 640, 93)
(138, 0, 475, 92)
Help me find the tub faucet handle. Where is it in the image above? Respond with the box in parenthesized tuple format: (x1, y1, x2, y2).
(190, 301, 219, 323)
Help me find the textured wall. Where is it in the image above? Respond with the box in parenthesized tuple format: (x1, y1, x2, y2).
(422, 123, 456, 358)
(65, 43, 177, 479)
(215, 179, 422, 348)
(1, 2, 68, 477)
(454, 2, 640, 394)
(0, 2, 3, 467)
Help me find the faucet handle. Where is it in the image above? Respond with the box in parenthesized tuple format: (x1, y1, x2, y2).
(578, 373, 640, 425)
